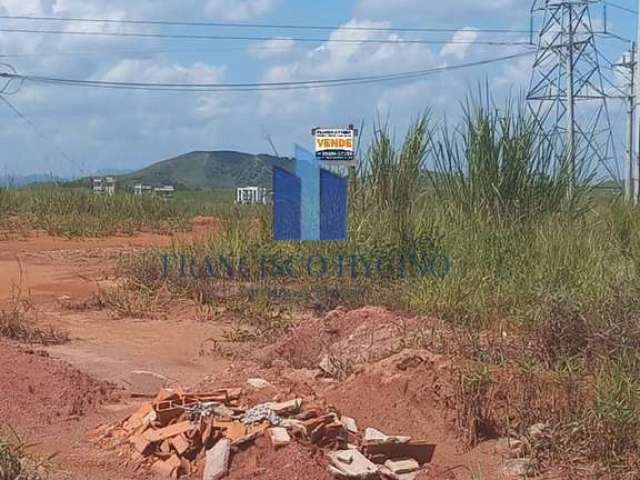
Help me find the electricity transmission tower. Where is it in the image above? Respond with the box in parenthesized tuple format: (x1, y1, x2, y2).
(527, 0, 617, 196)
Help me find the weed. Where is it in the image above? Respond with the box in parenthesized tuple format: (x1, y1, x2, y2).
(455, 363, 498, 446)
(0, 428, 47, 480)
(0, 292, 68, 345)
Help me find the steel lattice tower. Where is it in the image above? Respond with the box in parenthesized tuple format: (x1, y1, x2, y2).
(527, 0, 617, 187)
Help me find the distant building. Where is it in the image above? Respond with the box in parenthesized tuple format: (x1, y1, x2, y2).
(236, 186, 269, 205)
(92, 176, 116, 195)
(134, 183, 153, 196)
(154, 185, 175, 200)
(134, 183, 174, 200)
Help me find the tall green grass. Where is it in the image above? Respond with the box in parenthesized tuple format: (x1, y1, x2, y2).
(427, 94, 592, 221)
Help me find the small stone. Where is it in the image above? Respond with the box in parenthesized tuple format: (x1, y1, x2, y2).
(247, 378, 273, 389)
(528, 422, 549, 440)
(271, 359, 290, 369)
(319, 354, 340, 378)
(494, 437, 525, 458)
(502, 458, 533, 478)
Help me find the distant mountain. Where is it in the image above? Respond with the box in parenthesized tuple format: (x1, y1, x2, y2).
(1, 174, 69, 187)
(118, 151, 294, 190)
(92, 168, 134, 176)
(1, 168, 134, 188)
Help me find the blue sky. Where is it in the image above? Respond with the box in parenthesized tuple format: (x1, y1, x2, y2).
(0, 0, 635, 178)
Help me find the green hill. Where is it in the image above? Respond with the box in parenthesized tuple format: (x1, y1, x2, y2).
(119, 151, 294, 190)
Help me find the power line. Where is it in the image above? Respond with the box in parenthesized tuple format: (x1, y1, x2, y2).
(0, 94, 82, 174)
(0, 27, 534, 47)
(0, 51, 535, 93)
(0, 44, 301, 58)
(603, 1, 637, 15)
(0, 14, 535, 35)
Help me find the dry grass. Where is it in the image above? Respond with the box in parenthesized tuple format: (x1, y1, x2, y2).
(0, 290, 68, 346)
(0, 428, 48, 480)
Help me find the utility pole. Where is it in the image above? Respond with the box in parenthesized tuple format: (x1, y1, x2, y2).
(617, 44, 636, 202)
(636, 1, 640, 203)
(566, 6, 576, 199)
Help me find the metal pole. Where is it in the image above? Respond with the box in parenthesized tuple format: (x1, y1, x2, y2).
(626, 44, 636, 202)
(567, 5, 576, 201)
(635, 0, 640, 203)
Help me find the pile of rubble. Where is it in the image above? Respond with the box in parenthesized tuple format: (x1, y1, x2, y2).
(92, 383, 435, 479)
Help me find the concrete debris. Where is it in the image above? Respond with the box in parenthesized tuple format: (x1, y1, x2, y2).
(95, 386, 436, 479)
(268, 427, 291, 448)
(363, 428, 410, 445)
(203, 438, 230, 480)
(327, 449, 379, 479)
(247, 378, 273, 389)
(384, 457, 420, 475)
(280, 418, 307, 437)
(265, 398, 303, 415)
(341, 416, 358, 433)
(242, 404, 282, 426)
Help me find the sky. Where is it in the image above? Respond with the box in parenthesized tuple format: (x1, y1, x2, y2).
(0, 0, 636, 178)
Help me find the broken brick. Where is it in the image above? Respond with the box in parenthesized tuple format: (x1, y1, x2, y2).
(142, 420, 194, 443)
(129, 434, 152, 455)
(170, 434, 190, 456)
(151, 457, 179, 479)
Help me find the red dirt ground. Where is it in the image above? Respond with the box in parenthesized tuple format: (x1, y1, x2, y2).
(0, 342, 114, 431)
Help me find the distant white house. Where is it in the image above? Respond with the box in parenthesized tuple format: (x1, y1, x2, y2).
(92, 176, 116, 195)
(134, 183, 174, 200)
(154, 185, 175, 200)
(133, 183, 153, 196)
(236, 186, 269, 205)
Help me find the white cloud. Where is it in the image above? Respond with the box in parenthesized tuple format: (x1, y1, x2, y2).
(440, 29, 478, 59)
(100, 59, 226, 84)
(205, 0, 279, 21)
(248, 37, 296, 59)
(258, 19, 439, 115)
(356, 0, 518, 21)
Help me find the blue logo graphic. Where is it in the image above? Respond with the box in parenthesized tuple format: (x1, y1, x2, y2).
(273, 145, 348, 241)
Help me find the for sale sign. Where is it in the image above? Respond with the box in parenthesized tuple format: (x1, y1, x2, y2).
(314, 128, 355, 163)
